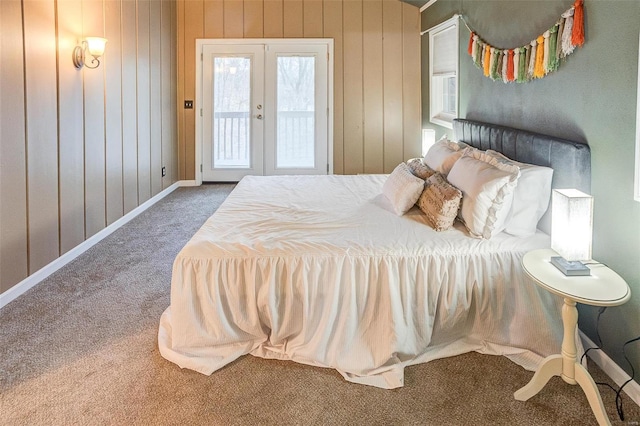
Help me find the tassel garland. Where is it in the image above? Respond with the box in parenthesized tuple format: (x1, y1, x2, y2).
(464, 0, 586, 84)
(556, 18, 565, 58)
(571, 0, 585, 47)
(548, 25, 559, 72)
(471, 34, 478, 61)
(542, 31, 550, 74)
(502, 50, 509, 83)
(483, 44, 491, 77)
(492, 48, 502, 80)
(561, 8, 575, 56)
(528, 40, 537, 77)
(517, 48, 526, 83)
(475, 37, 483, 67)
(533, 36, 545, 78)
(488, 48, 496, 79)
(507, 49, 515, 82)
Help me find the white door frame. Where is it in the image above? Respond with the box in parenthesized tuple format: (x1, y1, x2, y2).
(195, 38, 334, 185)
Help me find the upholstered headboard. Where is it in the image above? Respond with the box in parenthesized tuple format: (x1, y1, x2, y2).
(452, 119, 591, 234)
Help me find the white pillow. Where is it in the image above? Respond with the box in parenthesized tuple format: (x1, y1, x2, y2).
(423, 136, 468, 176)
(383, 162, 425, 215)
(486, 150, 554, 237)
(447, 149, 521, 239)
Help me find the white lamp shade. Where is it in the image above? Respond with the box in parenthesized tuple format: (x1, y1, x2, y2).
(551, 188, 593, 261)
(422, 129, 436, 156)
(85, 37, 107, 58)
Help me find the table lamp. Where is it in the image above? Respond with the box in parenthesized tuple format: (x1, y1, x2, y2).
(550, 188, 593, 276)
(422, 129, 436, 156)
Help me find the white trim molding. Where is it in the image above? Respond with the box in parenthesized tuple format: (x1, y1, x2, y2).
(421, 13, 460, 36)
(0, 181, 184, 309)
(195, 38, 334, 184)
(420, 0, 439, 13)
(634, 33, 640, 202)
(580, 330, 640, 408)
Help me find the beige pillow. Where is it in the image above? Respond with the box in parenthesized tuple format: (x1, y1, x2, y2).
(406, 158, 436, 180)
(423, 137, 469, 176)
(418, 173, 463, 231)
(382, 162, 426, 215)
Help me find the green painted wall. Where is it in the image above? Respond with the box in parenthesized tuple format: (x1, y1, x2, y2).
(422, 0, 640, 377)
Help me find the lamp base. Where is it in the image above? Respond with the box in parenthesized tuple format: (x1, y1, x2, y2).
(550, 256, 591, 276)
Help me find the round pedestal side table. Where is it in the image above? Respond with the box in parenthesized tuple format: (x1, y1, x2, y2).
(514, 248, 631, 426)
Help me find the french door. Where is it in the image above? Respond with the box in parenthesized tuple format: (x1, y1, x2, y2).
(197, 40, 332, 182)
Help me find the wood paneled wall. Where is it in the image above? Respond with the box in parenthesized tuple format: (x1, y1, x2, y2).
(176, 0, 421, 178)
(0, 0, 178, 295)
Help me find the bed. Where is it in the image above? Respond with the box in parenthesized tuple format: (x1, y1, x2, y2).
(158, 119, 591, 389)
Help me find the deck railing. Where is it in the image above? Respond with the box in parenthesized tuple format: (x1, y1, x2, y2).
(214, 110, 314, 168)
(213, 111, 250, 167)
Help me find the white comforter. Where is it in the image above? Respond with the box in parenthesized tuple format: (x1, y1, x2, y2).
(158, 174, 571, 388)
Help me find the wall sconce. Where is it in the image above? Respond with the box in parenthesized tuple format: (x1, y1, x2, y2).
(550, 188, 593, 276)
(73, 37, 107, 69)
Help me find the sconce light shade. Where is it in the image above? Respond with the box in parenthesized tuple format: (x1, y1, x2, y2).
(73, 37, 107, 69)
(550, 188, 593, 275)
(85, 37, 107, 57)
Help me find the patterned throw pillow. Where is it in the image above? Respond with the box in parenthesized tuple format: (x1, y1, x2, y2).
(406, 158, 436, 180)
(417, 173, 463, 231)
(382, 162, 426, 216)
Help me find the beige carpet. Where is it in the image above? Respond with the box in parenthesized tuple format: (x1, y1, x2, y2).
(1, 184, 638, 425)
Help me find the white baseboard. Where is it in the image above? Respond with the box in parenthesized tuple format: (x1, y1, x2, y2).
(580, 330, 640, 407)
(179, 180, 198, 187)
(0, 181, 186, 309)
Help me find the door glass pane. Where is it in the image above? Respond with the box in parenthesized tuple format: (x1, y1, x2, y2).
(276, 56, 315, 168)
(213, 57, 251, 168)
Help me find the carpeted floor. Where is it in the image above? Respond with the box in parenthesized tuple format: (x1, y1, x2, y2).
(1, 184, 638, 425)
